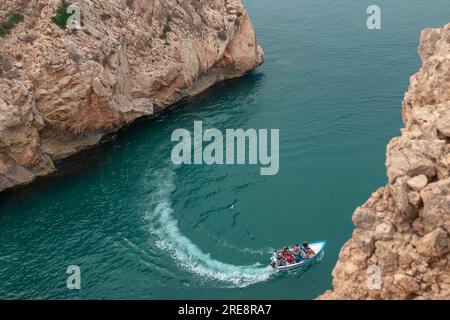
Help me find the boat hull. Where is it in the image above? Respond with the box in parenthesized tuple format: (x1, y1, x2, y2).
(270, 241, 326, 272)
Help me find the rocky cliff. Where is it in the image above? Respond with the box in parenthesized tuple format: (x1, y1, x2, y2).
(0, 0, 264, 191)
(320, 23, 450, 300)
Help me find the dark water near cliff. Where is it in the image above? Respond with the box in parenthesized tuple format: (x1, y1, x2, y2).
(1, 0, 449, 299)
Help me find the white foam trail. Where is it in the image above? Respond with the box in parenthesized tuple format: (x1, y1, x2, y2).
(144, 168, 273, 288)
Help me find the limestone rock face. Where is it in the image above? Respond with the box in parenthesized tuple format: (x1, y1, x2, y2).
(407, 175, 428, 191)
(0, 0, 264, 191)
(319, 22, 450, 300)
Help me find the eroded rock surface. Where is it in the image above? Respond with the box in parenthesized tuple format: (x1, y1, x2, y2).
(0, 0, 264, 191)
(319, 23, 450, 300)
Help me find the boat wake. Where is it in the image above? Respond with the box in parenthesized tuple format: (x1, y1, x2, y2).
(144, 168, 273, 288)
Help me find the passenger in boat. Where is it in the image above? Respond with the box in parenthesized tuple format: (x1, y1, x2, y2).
(293, 244, 302, 262)
(276, 253, 284, 266)
(298, 244, 308, 259)
(271, 250, 278, 268)
(302, 241, 315, 258)
(276, 251, 283, 261)
(281, 247, 293, 265)
(286, 252, 293, 264)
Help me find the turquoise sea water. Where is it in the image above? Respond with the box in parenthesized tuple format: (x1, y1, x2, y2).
(1, 0, 449, 299)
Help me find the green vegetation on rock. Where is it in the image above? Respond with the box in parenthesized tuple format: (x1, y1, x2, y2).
(51, 0, 71, 29)
(100, 13, 112, 21)
(0, 13, 24, 37)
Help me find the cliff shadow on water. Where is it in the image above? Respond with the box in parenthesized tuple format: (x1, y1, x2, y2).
(0, 71, 265, 211)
